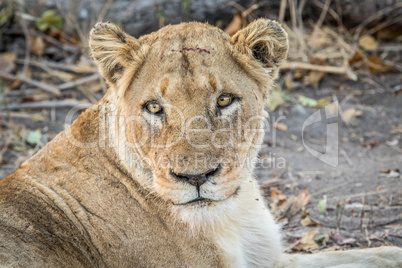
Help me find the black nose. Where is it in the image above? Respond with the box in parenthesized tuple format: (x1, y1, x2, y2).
(171, 164, 221, 187)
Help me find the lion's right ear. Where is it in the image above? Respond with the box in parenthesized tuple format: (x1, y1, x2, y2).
(89, 22, 140, 85)
(231, 19, 289, 70)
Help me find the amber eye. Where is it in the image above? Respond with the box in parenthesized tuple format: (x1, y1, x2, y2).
(146, 102, 162, 114)
(217, 94, 233, 107)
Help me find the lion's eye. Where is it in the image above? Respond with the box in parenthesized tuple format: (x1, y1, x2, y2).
(217, 94, 233, 108)
(146, 102, 163, 114)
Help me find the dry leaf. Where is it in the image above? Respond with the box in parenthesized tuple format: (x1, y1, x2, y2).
(390, 126, 402, 134)
(271, 189, 309, 221)
(270, 187, 287, 204)
(298, 96, 331, 108)
(270, 187, 289, 217)
(349, 49, 364, 66)
(380, 167, 400, 174)
(284, 76, 293, 90)
(288, 189, 310, 216)
(266, 86, 284, 111)
(315, 97, 332, 108)
(376, 28, 401, 41)
(342, 108, 362, 125)
(340, 238, 356, 245)
(30, 36, 45, 56)
(293, 69, 306, 79)
(0, 52, 16, 73)
(359, 35, 378, 51)
(376, 185, 384, 192)
(294, 230, 319, 251)
(380, 168, 401, 178)
(274, 122, 288, 132)
(368, 55, 394, 74)
(363, 139, 379, 149)
(308, 71, 326, 88)
(300, 216, 321, 227)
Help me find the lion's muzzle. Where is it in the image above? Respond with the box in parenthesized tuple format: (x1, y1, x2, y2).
(170, 164, 221, 187)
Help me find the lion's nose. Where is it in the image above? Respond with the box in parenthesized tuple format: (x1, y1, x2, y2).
(171, 164, 221, 187)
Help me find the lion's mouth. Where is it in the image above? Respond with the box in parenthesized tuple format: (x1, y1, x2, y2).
(178, 197, 211, 206)
(176, 186, 241, 206)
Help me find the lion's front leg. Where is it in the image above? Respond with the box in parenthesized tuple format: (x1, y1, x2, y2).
(234, 178, 284, 267)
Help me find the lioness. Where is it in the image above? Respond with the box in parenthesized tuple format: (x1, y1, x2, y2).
(0, 19, 401, 268)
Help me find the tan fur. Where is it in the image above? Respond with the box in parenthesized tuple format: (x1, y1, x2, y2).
(0, 20, 401, 268)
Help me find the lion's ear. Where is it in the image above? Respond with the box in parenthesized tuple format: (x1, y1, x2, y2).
(89, 22, 140, 85)
(231, 19, 289, 69)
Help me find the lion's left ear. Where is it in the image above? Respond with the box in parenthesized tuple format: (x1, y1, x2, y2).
(89, 22, 140, 85)
(231, 19, 289, 69)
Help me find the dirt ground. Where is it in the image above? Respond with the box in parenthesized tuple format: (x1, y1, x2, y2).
(258, 73, 402, 251)
(1, 71, 401, 252)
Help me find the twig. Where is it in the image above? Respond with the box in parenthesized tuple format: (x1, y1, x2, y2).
(3, 101, 92, 110)
(7, 88, 51, 97)
(17, 11, 30, 76)
(226, 1, 246, 13)
(297, 0, 306, 33)
(96, 0, 115, 22)
(377, 44, 402, 51)
(0, 72, 61, 96)
(15, 59, 53, 74)
(288, 0, 297, 30)
(0, 135, 12, 163)
(242, 4, 259, 22)
(278, 0, 287, 24)
(25, 60, 95, 73)
(30, 31, 78, 53)
(280, 62, 357, 80)
(314, 0, 346, 31)
(335, 201, 345, 231)
(55, 0, 86, 45)
(58, 73, 100, 90)
(312, 190, 386, 202)
(310, 181, 352, 197)
(364, 14, 402, 37)
(315, 0, 331, 31)
(353, 2, 402, 46)
(360, 196, 366, 231)
(0, 112, 44, 120)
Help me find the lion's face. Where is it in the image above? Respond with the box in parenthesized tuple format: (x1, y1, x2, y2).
(89, 20, 288, 223)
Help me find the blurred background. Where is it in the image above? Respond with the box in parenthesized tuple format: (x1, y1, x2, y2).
(0, 0, 401, 253)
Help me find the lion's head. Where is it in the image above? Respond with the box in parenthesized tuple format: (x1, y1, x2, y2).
(89, 20, 288, 227)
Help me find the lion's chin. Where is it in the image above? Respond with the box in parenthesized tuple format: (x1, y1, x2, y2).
(169, 189, 240, 232)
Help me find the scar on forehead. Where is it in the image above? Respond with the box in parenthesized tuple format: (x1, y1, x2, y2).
(171, 47, 211, 54)
(159, 78, 169, 96)
(208, 74, 218, 92)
